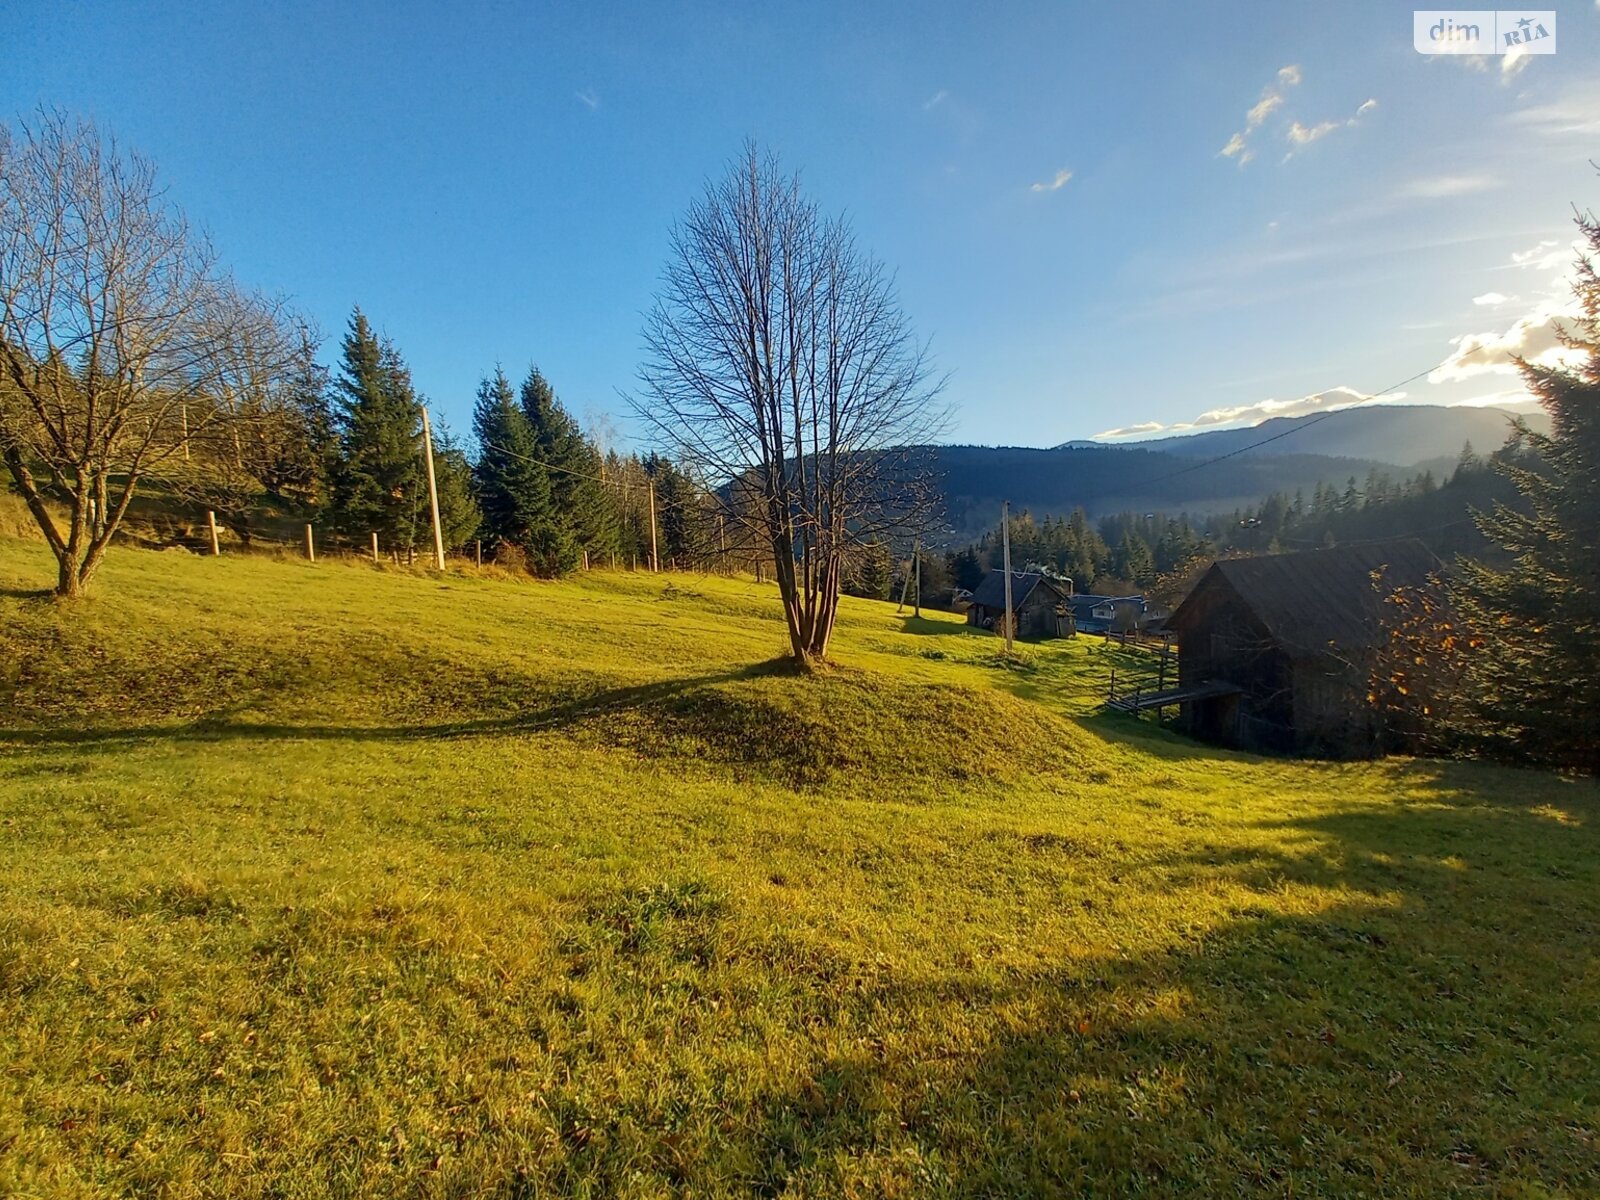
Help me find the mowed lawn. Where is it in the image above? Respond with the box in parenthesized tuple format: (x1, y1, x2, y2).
(1, 537, 1596, 1198)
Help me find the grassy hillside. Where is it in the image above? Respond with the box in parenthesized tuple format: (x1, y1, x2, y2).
(1, 539, 1596, 1198)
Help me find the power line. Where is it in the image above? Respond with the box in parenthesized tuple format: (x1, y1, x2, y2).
(1279, 515, 1479, 549)
(1110, 360, 1450, 492)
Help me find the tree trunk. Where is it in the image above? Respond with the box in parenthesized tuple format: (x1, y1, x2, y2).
(56, 554, 83, 600)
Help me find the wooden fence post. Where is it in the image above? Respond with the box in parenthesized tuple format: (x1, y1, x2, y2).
(371, 532, 380, 563)
(206, 510, 220, 556)
(475, 539, 482, 568)
(304, 524, 315, 563)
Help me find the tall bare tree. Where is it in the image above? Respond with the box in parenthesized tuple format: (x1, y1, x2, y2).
(0, 109, 296, 597)
(636, 143, 945, 664)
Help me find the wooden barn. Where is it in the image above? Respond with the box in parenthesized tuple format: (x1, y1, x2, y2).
(966, 569, 1075, 639)
(1165, 540, 1439, 757)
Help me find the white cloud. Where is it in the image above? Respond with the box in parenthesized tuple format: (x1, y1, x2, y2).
(1287, 120, 1339, 146)
(1510, 238, 1562, 269)
(1247, 92, 1286, 128)
(922, 89, 948, 111)
(1430, 302, 1583, 382)
(1219, 64, 1301, 165)
(1284, 96, 1377, 155)
(1473, 291, 1512, 306)
(1094, 385, 1405, 440)
(1029, 168, 1073, 193)
(1394, 174, 1499, 200)
(1501, 47, 1534, 78)
(575, 88, 600, 110)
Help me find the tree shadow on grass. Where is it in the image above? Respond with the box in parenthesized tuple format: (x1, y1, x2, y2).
(0, 657, 805, 749)
(724, 774, 1600, 1196)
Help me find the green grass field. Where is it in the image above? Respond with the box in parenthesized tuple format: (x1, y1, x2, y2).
(2, 536, 1596, 1198)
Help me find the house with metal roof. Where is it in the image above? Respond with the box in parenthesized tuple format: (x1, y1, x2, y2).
(966, 569, 1075, 639)
(1166, 540, 1440, 756)
(1068, 594, 1146, 634)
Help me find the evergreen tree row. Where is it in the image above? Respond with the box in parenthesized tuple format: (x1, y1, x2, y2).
(944, 437, 1529, 601)
(234, 308, 724, 575)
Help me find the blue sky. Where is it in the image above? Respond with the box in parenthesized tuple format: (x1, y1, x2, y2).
(5, 1, 1598, 448)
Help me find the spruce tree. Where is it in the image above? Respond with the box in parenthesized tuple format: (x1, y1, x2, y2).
(518, 366, 611, 569)
(472, 369, 555, 560)
(330, 309, 423, 552)
(1456, 213, 1600, 772)
(431, 426, 482, 550)
(650, 456, 709, 566)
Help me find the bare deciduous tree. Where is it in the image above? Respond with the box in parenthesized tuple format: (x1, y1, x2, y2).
(0, 109, 297, 597)
(635, 143, 946, 665)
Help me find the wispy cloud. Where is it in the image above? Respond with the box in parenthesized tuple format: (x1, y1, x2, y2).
(922, 89, 948, 111)
(1094, 385, 1405, 440)
(1510, 238, 1563, 269)
(1029, 168, 1073, 194)
(1394, 174, 1499, 200)
(1219, 64, 1301, 165)
(1501, 84, 1600, 138)
(575, 88, 600, 110)
(1286, 119, 1339, 146)
(1472, 291, 1514, 306)
(1283, 97, 1377, 158)
(1501, 47, 1534, 78)
(1223, 68, 1374, 165)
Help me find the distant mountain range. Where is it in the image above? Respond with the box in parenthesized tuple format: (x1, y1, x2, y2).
(1060, 403, 1545, 467)
(926, 403, 1545, 544)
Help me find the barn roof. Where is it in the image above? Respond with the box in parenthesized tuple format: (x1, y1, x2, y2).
(969, 569, 1069, 610)
(1171, 539, 1440, 658)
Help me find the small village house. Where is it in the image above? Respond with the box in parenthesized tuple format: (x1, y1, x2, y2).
(1068, 594, 1147, 635)
(967, 569, 1075, 639)
(1165, 540, 1439, 757)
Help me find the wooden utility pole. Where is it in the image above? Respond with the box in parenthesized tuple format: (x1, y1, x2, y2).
(648, 484, 659, 573)
(206, 510, 220, 557)
(419, 405, 446, 571)
(1001, 501, 1014, 653)
(180, 404, 191, 462)
(913, 540, 922, 618)
(896, 548, 913, 614)
(304, 524, 315, 563)
(370, 531, 380, 563)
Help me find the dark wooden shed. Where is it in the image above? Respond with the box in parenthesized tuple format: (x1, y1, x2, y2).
(966, 570, 1075, 639)
(1166, 540, 1439, 757)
